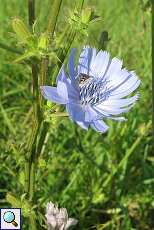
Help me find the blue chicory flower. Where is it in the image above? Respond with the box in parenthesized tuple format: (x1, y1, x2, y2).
(41, 47, 140, 133)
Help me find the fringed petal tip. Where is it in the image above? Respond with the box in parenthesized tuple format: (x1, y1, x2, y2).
(83, 45, 91, 49)
(136, 92, 140, 100)
(91, 120, 109, 133)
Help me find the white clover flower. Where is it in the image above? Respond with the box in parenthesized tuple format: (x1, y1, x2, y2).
(45, 202, 78, 230)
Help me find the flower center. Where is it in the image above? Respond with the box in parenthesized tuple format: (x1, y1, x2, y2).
(79, 73, 110, 106)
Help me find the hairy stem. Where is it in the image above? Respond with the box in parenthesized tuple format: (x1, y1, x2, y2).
(36, 122, 49, 158)
(24, 1, 38, 229)
(35, 0, 64, 161)
(39, 58, 48, 106)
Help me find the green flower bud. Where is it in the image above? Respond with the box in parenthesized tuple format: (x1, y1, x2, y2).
(38, 33, 49, 51)
(12, 18, 31, 43)
(81, 8, 92, 24)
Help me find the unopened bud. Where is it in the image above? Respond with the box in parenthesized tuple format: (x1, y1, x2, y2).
(12, 18, 31, 43)
(38, 33, 49, 50)
(81, 8, 92, 24)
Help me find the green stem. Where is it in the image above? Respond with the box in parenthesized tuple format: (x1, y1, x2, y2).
(35, 57, 48, 158)
(152, 0, 154, 150)
(25, 1, 38, 229)
(39, 58, 48, 106)
(29, 215, 37, 230)
(29, 161, 35, 201)
(47, 0, 63, 40)
(36, 122, 49, 158)
(28, 0, 35, 27)
(25, 161, 30, 194)
(32, 64, 41, 122)
(25, 118, 40, 196)
(35, 0, 64, 160)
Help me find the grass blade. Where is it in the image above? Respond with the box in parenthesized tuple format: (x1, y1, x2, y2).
(0, 102, 16, 135)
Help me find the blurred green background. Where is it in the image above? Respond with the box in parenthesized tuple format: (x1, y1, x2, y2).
(0, 0, 152, 229)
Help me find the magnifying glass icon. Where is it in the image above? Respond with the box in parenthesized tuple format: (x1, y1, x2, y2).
(3, 211, 18, 227)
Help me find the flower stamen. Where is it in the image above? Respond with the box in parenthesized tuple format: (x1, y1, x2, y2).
(79, 73, 110, 106)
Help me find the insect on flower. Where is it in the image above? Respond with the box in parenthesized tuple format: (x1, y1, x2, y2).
(41, 47, 140, 133)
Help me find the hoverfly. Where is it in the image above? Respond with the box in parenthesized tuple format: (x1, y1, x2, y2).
(79, 73, 91, 86)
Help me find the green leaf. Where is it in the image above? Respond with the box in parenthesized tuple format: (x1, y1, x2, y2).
(0, 102, 16, 135)
(19, 171, 25, 186)
(6, 193, 21, 207)
(13, 51, 36, 63)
